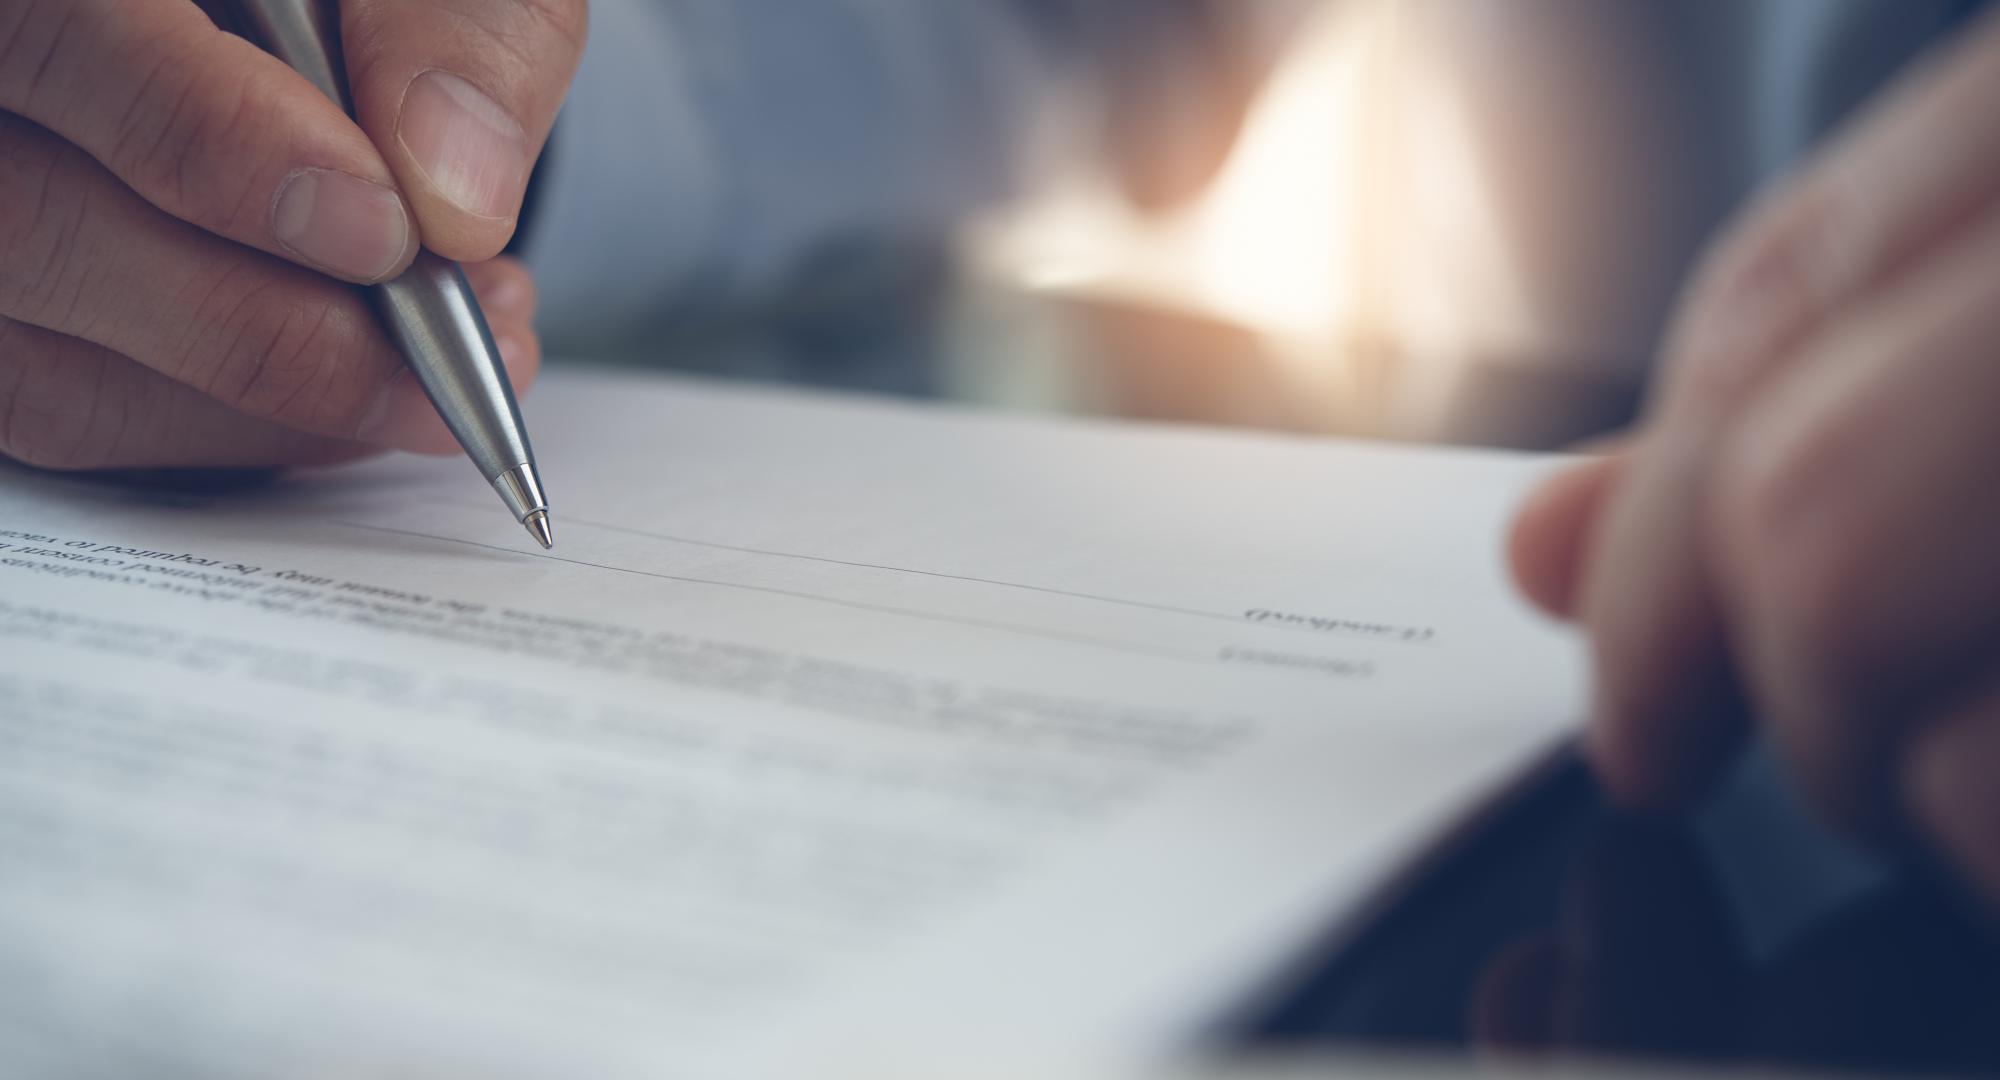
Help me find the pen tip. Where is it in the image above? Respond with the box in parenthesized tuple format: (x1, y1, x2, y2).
(525, 510, 554, 550)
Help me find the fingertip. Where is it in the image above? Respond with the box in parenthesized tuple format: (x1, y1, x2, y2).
(370, 238, 421, 286)
(1584, 728, 1705, 811)
(361, 207, 421, 284)
(1902, 692, 2000, 904)
(1584, 671, 1748, 811)
(350, 316, 540, 457)
(1509, 454, 1622, 620)
(1582, 711, 1670, 809)
(463, 257, 538, 323)
(352, 370, 462, 456)
(1470, 935, 1563, 1052)
(414, 219, 519, 266)
(489, 320, 543, 394)
(1507, 483, 1579, 619)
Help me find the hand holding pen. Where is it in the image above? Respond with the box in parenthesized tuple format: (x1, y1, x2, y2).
(0, 0, 582, 541)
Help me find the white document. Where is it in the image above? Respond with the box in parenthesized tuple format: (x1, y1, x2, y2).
(0, 368, 1582, 1078)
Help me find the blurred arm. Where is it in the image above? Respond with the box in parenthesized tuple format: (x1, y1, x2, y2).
(1426, 0, 1968, 380)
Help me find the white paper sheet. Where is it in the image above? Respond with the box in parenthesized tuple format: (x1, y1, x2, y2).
(0, 368, 1582, 1078)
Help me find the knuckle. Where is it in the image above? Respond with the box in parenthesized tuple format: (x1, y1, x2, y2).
(1706, 412, 1872, 672)
(192, 281, 382, 434)
(0, 116, 89, 326)
(110, 56, 268, 234)
(516, 0, 589, 56)
(460, 0, 590, 63)
(0, 323, 120, 471)
(1667, 186, 1844, 417)
(349, 0, 586, 80)
(0, 0, 80, 110)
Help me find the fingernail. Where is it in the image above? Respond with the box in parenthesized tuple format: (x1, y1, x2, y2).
(398, 71, 528, 219)
(272, 169, 413, 281)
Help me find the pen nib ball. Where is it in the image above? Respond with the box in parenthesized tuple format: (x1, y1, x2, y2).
(525, 510, 554, 550)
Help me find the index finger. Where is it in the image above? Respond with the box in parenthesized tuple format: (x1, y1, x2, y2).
(0, 0, 418, 283)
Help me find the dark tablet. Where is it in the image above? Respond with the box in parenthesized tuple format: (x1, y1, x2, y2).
(1220, 744, 2000, 1075)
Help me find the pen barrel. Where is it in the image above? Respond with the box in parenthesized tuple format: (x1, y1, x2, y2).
(230, 0, 352, 112)
(227, 0, 546, 522)
(369, 256, 537, 486)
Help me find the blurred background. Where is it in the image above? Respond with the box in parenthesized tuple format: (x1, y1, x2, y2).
(501, 13, 2000, 1065)
(950, 0, 1686, 448)
(522, 0, 1970, 452)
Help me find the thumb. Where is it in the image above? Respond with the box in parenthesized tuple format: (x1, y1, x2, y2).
(340, 0, 588, 261)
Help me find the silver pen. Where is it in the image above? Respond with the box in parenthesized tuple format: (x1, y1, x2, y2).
(229, 0, 554, 550)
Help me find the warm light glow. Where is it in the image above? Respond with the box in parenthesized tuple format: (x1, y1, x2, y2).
(1381, 26, 1536, 359)
(964, 1, 1537, 428)
(1178, 6, 1366, 340)
(966, 2, 1370, 346)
